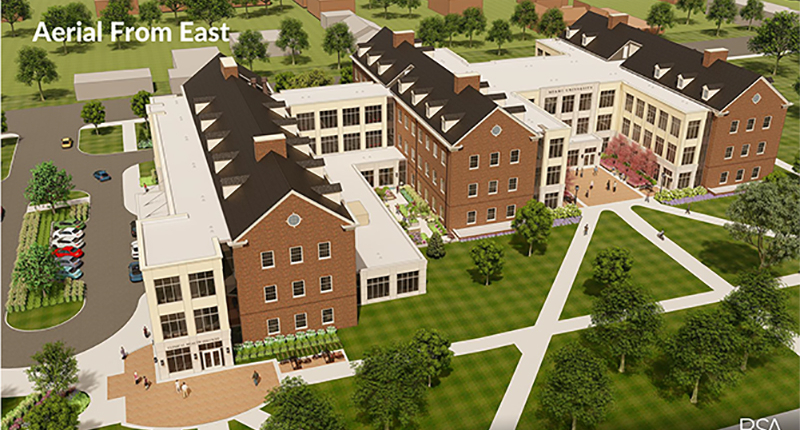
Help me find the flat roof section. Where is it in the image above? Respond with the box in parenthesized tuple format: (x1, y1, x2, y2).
(273, 82, 391, 107)
(322, 147, 425, 271)
(139, 95, 231, 268)
(74, 68, 152, 84)
(169, 47, 220, 80)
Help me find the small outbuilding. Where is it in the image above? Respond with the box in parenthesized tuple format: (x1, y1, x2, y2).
(168, 47, 221, 94)
(427, 0, 482, 16)
(307, 0, 355, 19)
(320, 10, 381, 44)
(74, 68, 153, 101)
(228, 30, 287, 59)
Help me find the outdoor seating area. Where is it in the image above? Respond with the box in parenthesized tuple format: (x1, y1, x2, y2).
(234, 326, 342, 364)
(566, 165, 643, 206)
(384, 184, 449, 247)
(279, 349, 346, 373)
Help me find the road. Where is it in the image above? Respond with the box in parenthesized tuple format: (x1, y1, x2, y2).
(2, 99, 153, 368)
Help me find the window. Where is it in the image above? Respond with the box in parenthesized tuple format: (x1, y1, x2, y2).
(681, 147, 695, 165)
(488, 152, 500, 166)
(189, 271, 215, 298)
(397, 109, 403, 124)
(295, 313, 307, 330)
(646, 105, 656, 124)
(729, 120, 739, 133)
(379, 167, 393, 186)
(544, 192, 559, 209)
(469, 155, 479, 169)
(322, 308, 334, 324)
(654, 137, 664, 156)
(670, 117, 681, 137)
(762, 116, 772, 129)
(666, 144, 677, 163)
(161, 312, 187, 339)
(468, 183, 478, 197)
(632, 124, 641, 142)
(549, 138, 564, 158)
(563, 119, 572, 128)
(297, 112, 315, 131)
(320, 110, 337, 129)
(576, 117, 589, 134)
(344, 133, 360, 151)
(488, 180, 498, 194)
(579, 93, 592, 111)
(362, 169, 374, 186)
(425, 134, 430, 150)
(621, 118, 631, 137)
(686, 120, 701, 139)
(411, 123, 416, 136)
(267, 318, 280, 335)
(735, 169, 745, 181)
(487, 207, 497, 221)
(365, 105, 382, 124)
(260, 251, 275, 269)
(643, 130, 653, 149)
(320, 275, 332, 293)
(441, 152, 447, 166)
(316, 242, 331, 260)
(397, 271, 419, 294)
(166, 347, 192, 373)
(624, 94, 634, 112)
(567, 150, 579, 167)
(740, 144, 750, 157)
(432, 170, 438, 185)
(746, 118, 755, 131)
(467, 211, 477, 224)
(321, 135, 338, 154)
(757, 141, 766, 154)
(343, 107, 360, 126)
(366, 276, 390, 300)
(264, 285, 277, 302)
(599, 90, 615, 108)
(155, 276, 182, 305)
(720, 171, 729, 184)
(658, 111, 668, 130)
(677, 172, 691, 189)
(290, 246, 303, 264)
(544, 97, 557, 114)
(562, 95, 575, 113)
(508, 177, 518, 192)
(635, 99, 645, 118)
(546, 166, 561, 186)
(366, 130, 382, 148)
(510, 149, 520, 164)
(194, 306, 220, 334)
(404, 113, 408, 129)
(751, 166, 761, 179)
(596, 114, 612, 131)
(292, 280, 305, 298)
(433, 144, 438, 158)
(724, 146, 734, 159)
(506, 205, 516, 218)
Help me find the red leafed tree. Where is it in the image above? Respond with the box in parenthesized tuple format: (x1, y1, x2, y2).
(643, 149, 658, 178)
(604, 135, 622, 158)
(630, 148, 647, 173)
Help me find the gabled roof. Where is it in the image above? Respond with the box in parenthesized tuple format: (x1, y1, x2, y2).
(562, 12, 763, 111)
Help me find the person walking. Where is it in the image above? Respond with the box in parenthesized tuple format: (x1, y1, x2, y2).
(589, 180, 594, 190)
(143, 326, 150, 338)
(175, 380, 181, 394)
(685, 203, 691, 214)
(593, 165, 598, 176)
(133, 371, 139, 384)
(645, 192, 650, 203)
(181, 382, 189, 399)
(252, 370, 261, 387)
(584, 224, 589, 236)
(606, 180, 610, 191)
(580, 168, 584, 178)
(143, 376, 151, 390)
(613, 182, 617, 193)
(144, 183, 149, 193)
(120, 346, 127, 360)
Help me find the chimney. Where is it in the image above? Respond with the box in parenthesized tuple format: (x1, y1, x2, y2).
(220, 57, 238, 80)
(607, 13, 629, 30)
(702, 48, 728, 68)
(393, 30, 415, 48)
(254, 134, 287, 161)
(454, 73, 480, 94)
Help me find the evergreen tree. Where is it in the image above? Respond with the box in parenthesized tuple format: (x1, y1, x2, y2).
(426, 232, 446, 259)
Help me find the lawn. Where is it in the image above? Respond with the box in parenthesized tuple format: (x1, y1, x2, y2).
(79, 126, 123, 155)
(36, 206, 82, 247)
(787, 286, 799, 325)
(228, 422, 254, 430)
(301, 345, 520, 429)
(1, 397, 24, 418)
(139, 161, 157, 187)
(731, 54, 800, 166)
(518, 301, 800, 430)
(338, 225, 577, 359)
(2, 137, 18, 180)
(560, 211, 710, 320)
(6, 300, 83, 330)
(633, 206, 799, 284)
(675, 196, 736, 220)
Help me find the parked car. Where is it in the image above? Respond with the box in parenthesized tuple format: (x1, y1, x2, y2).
(61, 137, 73, 149)
(57, 256, 83, 270)
(93, 170, 111, 182)
(53, 246, 84, 258)
(131, 241, 139, 259)
(128, 262, 142, 283)
(58, 265, 83, 280)
(54, 219, 85, 230)
(52, 227, 84, 241)
(51, 236, 85, 249)
(130, 220, 137, 238)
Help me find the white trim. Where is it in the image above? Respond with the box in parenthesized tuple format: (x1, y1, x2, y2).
(720, 171, 729, 184)
(320, 275, 333, 294)
(510, 149, 520, 164)
(468, 183, 478, 198)
(290, 246, 303, 265)
(487, 207, 497, 221)
(260, 251, 275, 269)
(762, 116, 772, 130)
(264, 285, 278, 303)
(757, 141, 766, 155)
(267, 317, 280, 335)
(488, 180, 498, 195)
(508, 177, 518, 192)
(317, 241, 331, 260)
(294, 312, 308, 330)
(720, 76, 792, 112)
(292, 280, 306, 298)
(489, 152, 500, 167)
(469, 154, 479, 170)
(735, 169, 745, 182)
(321, 308, 334, 325)
(466, 210, 477, 225)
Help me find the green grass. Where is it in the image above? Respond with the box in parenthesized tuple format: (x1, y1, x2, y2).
(518, 301, 800, 430)
(302, 345, 520, 429)
(560, 211, 710, 320)
(339, 225, 577, 359)
(731, 54, 800, 166)
(675, 196, 736, 220)
(786, 286, 799, 326)
(139, 160, 157, 187)
(36, 206, 79, 247)
(227, 421, 253, 430)
(633, 206, 799, 283)
(2, 137, 18, 180)
(6, 300, 83, 330)
(2, 397, 24, 418)
(79, 126, 123, 155)
(68, 190, 89, 200)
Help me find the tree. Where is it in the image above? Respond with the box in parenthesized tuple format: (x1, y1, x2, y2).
(675, 0, 704, 24)
(723, 270, 797, 371)
(426, 232, 446, 259)
(739, 0, 763, 30)
(1, 0, 32, 36)
(376, 0, 395, 16)
(101, 0, 136, 49)
(24, 162, 74, 214)
(707, 0, 737, 36)
(511, 0, 537, 39)
(42, 4, 77, 54)
(233, 0, 255, 17)
(418, 16, 445, 47)
(340, 64, 353, 84)
(159, 0, 183, 20)
(539, 343, 613, 430)
(486, 19, 513, 55)
(470, 240, 504, 286)
(747, 12, 799, 75)
(66, 2, 93, 37)
(276, 18, 309, 66)
(13, 243, 62, 297)
(292, 69, 332, 88)
(262, 376, 344, 430)
(725, 177, 800, 268)
(410, 328, 453, 387)
(273, 71, 295, 91)
(396, 0, 420, 17)
(592, 246, 634, 288)
(185, 0, 234, 26)
(646, 2, 676, 34)
(443, 13, 461, 46)
(795, 76, 800, 96)
(460, 7, 486, 48)
(233, 29, 269, 69)
(25, 395, 79, 430)
(589, 281, 663, 373)
(323, 22, 355, 70)
(352, 343, 427, 430)
(537, 7, 566, 38)
(139, 0, 162, 27)
(667, 309, 741, 404)
(1, 111, 7, 133)
(130, 90, 152, 122)
(81, 101, 106, 134)
(512, 199, 553, 257)
(25, 341, 79, 395)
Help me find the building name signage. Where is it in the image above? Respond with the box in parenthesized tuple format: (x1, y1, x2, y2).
(547, 85, 596, 95)
(165, 336, 222, 351)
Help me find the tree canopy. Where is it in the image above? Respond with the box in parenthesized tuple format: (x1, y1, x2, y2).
(233, 29, 269, 69)
(42, 3, 91, 53)
(25, 394, 79, 430)
(396, 0, 421, 17)
(426, 231, 446, 259)
(747, 11, 799, 75)
(277, 18, 310, 66)
(159, 0, 184, 19)
(24, 161, 74, 213)
(81, 101, 106, 134)
(410, 328, 454, 387)
(25, 341, 79, 395)
(487, 19, 513, 55)
(592, 246, 634, 288)
(322, 22, 355, 69)
(262, 376, 344, 430)
(470, 240, 505, 286)
(537, 7, 566, 38)
(1, 0, 33, 36)
(100, 0, 136, 49)
(139, 0, 163, 27)
(185, 0, 234, 26)
(16, 46, 59, 102)
(739, 0, 764, 30)
(511, 0, 538, 38)
(512, 199, 554, 257)
(675, 0, 704, 24)
(418, 16, 446, 48)
(647, 2, 676, 34)
(13, 243, 62, 297)
(443, 13, 461, 46)
(131, 90, 152, 121)
(707, 0, 738, 36)
(460, 7, 486, 48)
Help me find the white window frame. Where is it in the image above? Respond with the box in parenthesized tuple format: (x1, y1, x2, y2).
(745, 118, 755, 132)
(751, 166, 761, 179)
(729, 120, 739, 134)
(267, 318, 280, 335)
(735, 169, 745, 182)
(762, 116, 772, 130)
(508, 177, 518, 192)
(510, 149, 520, 164)
(720, 171, 729, 184)
(488, 180, 498, 195)
(321, 308, 334, 325)
(264, 285, 278, 303)
(292, 280, 306, 298)
(467, 211, 477, 225)
(295, 313, 308, 330)
(290, 246, 303, 264)
(469, 155, 479, 170)
(487, 207, 496, 221)
(740, 144, 750, 157)
(489, 152, 500, 167)
(757, 141, 766, 155)
(320, 275, 333, 293)
(506, 204, 516, 218)
(260, 251, 275, 269)
(724, 147, 733, 160)
(318, 242, 331, 260)
(468, 183, 478, 198)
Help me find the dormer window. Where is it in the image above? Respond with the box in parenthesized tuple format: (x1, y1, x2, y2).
(412, 89, 430, 105)
(398, 78, 416, 94)
(654, 63, 672, 79)
(378, 61, 393, 75)
(357, 45, 371, 57)
(677, 74, 695, 90)
(566, 27, 579, 39)
(702, 84, 721, 101)
(581, 33, 596, 46)
(426, 100, 446, 118)
(441, 114, 463, 133)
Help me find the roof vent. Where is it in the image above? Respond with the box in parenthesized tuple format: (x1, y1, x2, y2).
(654, 63, 673, 79)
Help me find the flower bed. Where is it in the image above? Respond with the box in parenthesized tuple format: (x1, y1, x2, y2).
(654, 186, 707, 203)
(409, 231, 427, 246)
(2, 392, 45, 430)
(663, 191, 737, 206)
(234, 326, 341, 364)
(427, 218, 447, 236)
(553, 216, 582, 227)
(551, 204, 581, 219)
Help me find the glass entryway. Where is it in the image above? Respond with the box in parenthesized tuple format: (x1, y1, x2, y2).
(198, 340, 224, 370)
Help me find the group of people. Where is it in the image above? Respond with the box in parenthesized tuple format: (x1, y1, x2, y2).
(133, 371, 152, 390)
(175, 380, 191, 398)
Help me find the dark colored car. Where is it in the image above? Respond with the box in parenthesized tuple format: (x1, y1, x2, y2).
(53, 246, 84, 259)
(93, 170, 111, 182)
(128, 261, 142, 283)
(130, 220, 137, 238)
(57, 255, 83, 270)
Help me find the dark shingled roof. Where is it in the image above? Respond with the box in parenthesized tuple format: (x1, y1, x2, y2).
(562, 12, 762, 111)
(353, 28, 498, 145)
(183, 54, 352, 239)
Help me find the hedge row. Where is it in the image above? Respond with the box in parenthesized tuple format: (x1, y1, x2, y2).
(551, 204, 582, 219)
(64, 278, 85, 303)
(68, 203, 90, 221)
(1, 391, 45, 430)
(654, 186, 707, 203)
(6, 212, 40, 313)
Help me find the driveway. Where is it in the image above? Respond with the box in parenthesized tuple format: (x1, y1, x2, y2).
(682, 36, 756, 58)
(2, 99, 153, 368)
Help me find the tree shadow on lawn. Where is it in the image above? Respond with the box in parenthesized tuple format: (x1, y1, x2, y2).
(580, 278, 605, 298)
(450, 39, 486, 49)
(734, 57, 797, 77)
(3, 28, 36, 39)
(37, 88, 72, 102)
(508, 234, 549, 257)
(250, 4, 293, 18)
(108, 40, 146, 51)
(51, 42, 96, 56)
(698, 240, 760, 278)
(89, 126, 118, 136)
(467, 268, 504, 286)
(280, 55, 312, 66)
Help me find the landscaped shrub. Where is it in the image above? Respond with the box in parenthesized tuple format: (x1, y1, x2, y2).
(0, 392, 44, 429)
(654, 186, 707, 203)
(67, 203, 90, 221)
(550, 204, 582, 219)
(426, 232, 446, 259)
(66, 390, 90, 414)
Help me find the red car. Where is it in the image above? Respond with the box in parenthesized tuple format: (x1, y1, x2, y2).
(53, 246, 84, 259)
